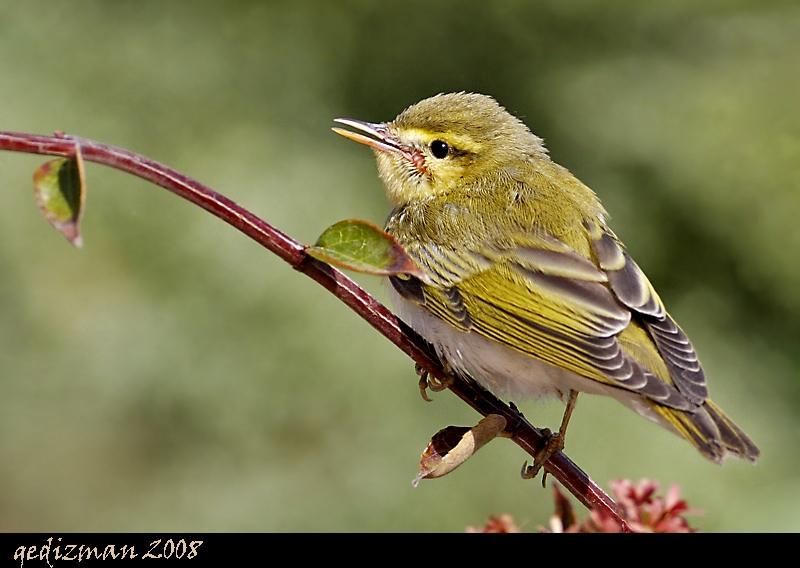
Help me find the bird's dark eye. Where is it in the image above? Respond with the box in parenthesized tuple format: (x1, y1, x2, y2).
(429, 139, 450, 159)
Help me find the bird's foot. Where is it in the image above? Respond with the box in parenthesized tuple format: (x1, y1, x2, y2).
(520, 428, 565, 486)
(520, 390, 578, 486)
(416, 362, 454, 402)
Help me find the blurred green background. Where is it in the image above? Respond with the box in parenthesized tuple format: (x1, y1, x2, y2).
(0, 1, 797, 532)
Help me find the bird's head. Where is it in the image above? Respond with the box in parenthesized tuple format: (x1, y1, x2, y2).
(334, 92, 548, 207)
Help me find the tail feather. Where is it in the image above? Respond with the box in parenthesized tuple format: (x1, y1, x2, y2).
(703, 400, 761, 461)
(654, 399, 760, 464)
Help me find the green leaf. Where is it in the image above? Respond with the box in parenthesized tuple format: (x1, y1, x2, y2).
(307, 219, 430, 282)
(33, 150, 86, 247)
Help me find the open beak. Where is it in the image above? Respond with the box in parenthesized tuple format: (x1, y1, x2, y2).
(332, 118, 403, 155)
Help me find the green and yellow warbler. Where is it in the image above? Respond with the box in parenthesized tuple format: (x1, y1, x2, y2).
(333, 92, 759, 464)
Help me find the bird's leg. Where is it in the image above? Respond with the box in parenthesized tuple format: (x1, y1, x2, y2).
(416, 361, 454, 402)
(521, 390, 579, 485)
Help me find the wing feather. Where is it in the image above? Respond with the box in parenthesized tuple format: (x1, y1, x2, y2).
(397, 218, 701, 410)
(585, 221, 709, 404)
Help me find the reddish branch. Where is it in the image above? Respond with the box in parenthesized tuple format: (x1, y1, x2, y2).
(0, 131, 628, 529)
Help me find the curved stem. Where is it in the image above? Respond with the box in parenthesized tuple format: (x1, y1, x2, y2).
(0, 131, 628, 530)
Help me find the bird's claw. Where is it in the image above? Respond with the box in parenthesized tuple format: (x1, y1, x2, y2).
(415, 362, 454, 402)
(521, 390, 578, 486)
(520, 428, 565, 487)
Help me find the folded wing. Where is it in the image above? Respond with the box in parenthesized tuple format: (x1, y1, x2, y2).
(395, 221, 708, 411)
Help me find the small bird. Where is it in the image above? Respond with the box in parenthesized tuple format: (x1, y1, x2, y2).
(333, 92, 759, 465)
